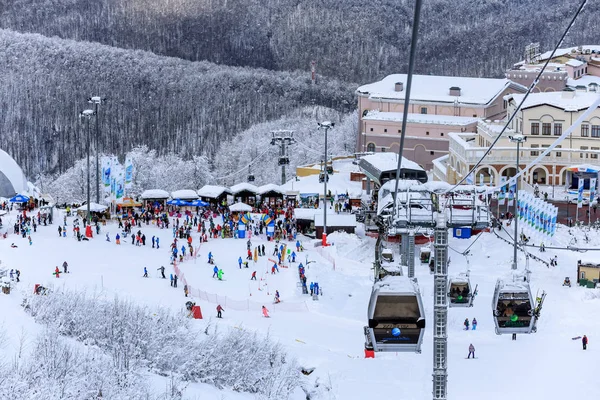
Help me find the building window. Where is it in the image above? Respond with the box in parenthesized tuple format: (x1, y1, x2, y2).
(398, 129, 402, 133)
(440, 132, 444, 136)
(381, 147, 386, 152)
(362, 110, 369, 117)
(554, 123, 562, 136)
(581, 146, 589, 158)
(582, 124, 589, 137)
(530, 144, 539, 156)
(556, 145, 562, 158)
(426, 131, 430, 136)
(384, 128, 387, 133)
(367, 143, 375, 152)
(542, 144, 550, 156)
(592, 125, 600, 138)
(542, 123, 551, 136)
(531, 122, 539, 135)
(473, 114, 477, 117)
(503, 100, 507, 109)
(370, 127, 373, 132)
(592, 147, 599, 159)
(430, 151, 435, 155)
(421, 107, 427, 114)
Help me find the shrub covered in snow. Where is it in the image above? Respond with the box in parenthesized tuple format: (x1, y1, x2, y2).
(22, 289, 301, 398)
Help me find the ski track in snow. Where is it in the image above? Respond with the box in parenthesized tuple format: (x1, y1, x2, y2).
(0, 210, 598, 399)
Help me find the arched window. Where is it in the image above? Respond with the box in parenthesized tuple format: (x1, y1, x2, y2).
(367, 143, 376, 152)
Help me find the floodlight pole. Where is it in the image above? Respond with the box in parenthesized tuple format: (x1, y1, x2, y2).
(509, 135, 526, 270)
(88, 96, 105, 204)
(318, 122, 334, 236)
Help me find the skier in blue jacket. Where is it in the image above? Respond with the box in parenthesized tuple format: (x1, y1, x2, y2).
(238, 256, 243, 269)
(213, 265, 219, 278)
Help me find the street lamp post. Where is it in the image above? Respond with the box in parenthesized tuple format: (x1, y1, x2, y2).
(80, 109, 96, 224)
(88, 96, 105, 204)
(508, 134, 526, 270)
(318, 121, 334, 238)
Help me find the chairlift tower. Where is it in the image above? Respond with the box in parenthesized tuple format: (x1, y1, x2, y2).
(432, 213, 449, 400)
(270, 130, 295, 185)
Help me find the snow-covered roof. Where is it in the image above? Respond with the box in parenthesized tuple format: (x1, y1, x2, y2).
(314, 213, 356, 228)
(77, 202, 107, 212)
(374, 275, 419, 294)
(141, 189, 169, 199)
(357, 74, 524, 105)
(360, 152, 421, 173)
(566, 59, 585, 67)
(258, 184, 284, 195)
(197, 185, 231, 199)
(294, 208, 316, 220)
(230, 182, 259, 195)
(280, 169, 362, 198)
(229, 202, 253, 212)
(363, 111, 481, 126)
(506, 91, 600, 112)
(170, 189, 199, 200)
(0, 148, 28, 198)
(566, 74, 600, 89)
(537, 45, 600, 62)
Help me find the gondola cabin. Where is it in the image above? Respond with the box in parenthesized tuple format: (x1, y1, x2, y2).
(448, 273, 476, 307)
(378, 248, 404, 279)
(420, 246, 431, 264)
(364, 276, 425, 353)
(492, 280, 537, 335)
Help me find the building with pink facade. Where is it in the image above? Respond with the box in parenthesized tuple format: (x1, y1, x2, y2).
(356, 74, 526, 170)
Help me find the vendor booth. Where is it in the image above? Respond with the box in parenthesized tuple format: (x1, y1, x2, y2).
(197, 185, 232, 206)
(258, 184, 284, 206)
(230, 183, 259, 205)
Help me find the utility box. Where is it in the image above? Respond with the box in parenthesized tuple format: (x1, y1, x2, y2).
(453, 227, 472, 239)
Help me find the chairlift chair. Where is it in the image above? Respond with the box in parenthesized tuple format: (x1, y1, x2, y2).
(491, 279, 545, 335)
(364, 275, 425, 353)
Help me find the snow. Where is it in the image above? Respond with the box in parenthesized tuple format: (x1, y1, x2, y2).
(170, 189, 199, 200)
(280, 163, 362, 198)
(76, 202, 107, 212)
(360, 152, 422, 173)
(293, 208, 317, 220)
(2, 203, 600, 399)
(374, 275, 418, 293)
(566, 59, 585, 67)
(230, 182, 259, 195)
(228, 202, 253, 212)
(140, 189, 169, 199)
(314, 213, 356, 227)
(536, 45, 600, 62)
(363, 110, 480, 126)
(197, 184, 230, 199)
(257, 183, 284, 195)
(567, 74, 600, 89)
(356, 74, 523, 105)
(506, 90, 600, 111)
(0, 148, 28, 198)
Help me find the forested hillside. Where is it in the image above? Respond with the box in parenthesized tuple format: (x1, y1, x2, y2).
(0, 29, 354, 177)
(0, 0, 597, 82)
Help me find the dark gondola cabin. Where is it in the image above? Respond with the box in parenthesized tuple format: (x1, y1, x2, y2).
(448, 273, 476, 307)
(492, 280, 537, 334)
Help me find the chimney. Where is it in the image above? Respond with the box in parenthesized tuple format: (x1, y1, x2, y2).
(394, 82, 404, 92)
(449, 86, 461, 96)
(561, 87, 576, 99)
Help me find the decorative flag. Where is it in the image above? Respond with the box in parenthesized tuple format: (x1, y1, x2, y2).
(102, 157, 111, 190)
(577, 178, 585, 208)
(589, 177, 597, 205)
(125, 156, 134, 188)
(479, 173, 485, 186)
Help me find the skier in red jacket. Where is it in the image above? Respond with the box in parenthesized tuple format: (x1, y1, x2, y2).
(216, 304, 224, 318)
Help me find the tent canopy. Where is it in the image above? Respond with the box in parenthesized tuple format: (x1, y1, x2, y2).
(77, 202, 107, 212)
(189, 199, 210, 207)
(167, 199, 192, 206)
(229, 202, 253, 212)
(170, 190, 199, 200)
(141, 189, 169, 200)
(0, 149, 28, 198)
(9, 194, 29, 203)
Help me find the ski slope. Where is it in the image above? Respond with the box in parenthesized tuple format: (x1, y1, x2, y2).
(0, 209, 598, 399)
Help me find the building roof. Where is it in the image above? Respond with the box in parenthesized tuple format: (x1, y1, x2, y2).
(357, 74, 524, 105)
(230, 182, 259, 195)
(197, 185, 231, 199)
(258, 183, 284, 195)
(537, 45, 600, 62)
(0, 149, 27, 198)
(566, 74, 600, 89)
(506, 91, 600, 112)
(170, 189, 199, 200)
(141, 189, 169, 200)
(363, 110, 480, 126)
(314, 213, 357, 227)
(360, 152, 421, 173)
(566, 59, 585, 67)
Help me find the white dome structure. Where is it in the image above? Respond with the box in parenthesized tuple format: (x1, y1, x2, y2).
(0, 149, 28, 197)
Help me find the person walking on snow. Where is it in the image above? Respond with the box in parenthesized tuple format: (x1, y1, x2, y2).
(115, 233, 120, 245)
(262, 305, 270, 318)
(173, 274, 178, 288)
(54, 266, 60, 278)
(156, 237, 160, 249)
(158, 266, 166, 279)
(472, 318, 477, 330)
(296, 240, 300, 252)
(184, 285, 188, 297)
(62, 261, 68, 273)
(251, 271, 257, 280)
(216, 304, 224, 318)
(310, 282, 314, 296)
(238, 256, 243, 269)
(464, 318, 470, 330)
(208, 252, 214, 264)
(582, 335, 588, 350)
(291, 251, 296, 263)
(152, 236, 155, 248)
(213, 266, 219, 278)
(143, 267, 148, 278)
(467, 344, 475, 359)
(274, 290, 280, 303)
(170, 274, 174, 287)
(217, 269, 224, 280)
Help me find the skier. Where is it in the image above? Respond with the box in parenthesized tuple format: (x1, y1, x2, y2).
(156, 237, 160, 249)
(262, 305, 270, 318)
(464, 318, 470, 330)
(238, 256, 243, 269)
(106, 233, 110, 242)
(208, 252, 214, 264)
(310, 282, 314, 296)
(184, 284, 188, 297)
(274, 290, 280, 303)
(116, 233, 120, 245)
(251, 271, 257, 280)
(467, 344, 475, 359)
(62, 261, 68, 274)
(54, 266, 60, 278)
(582, 335, 588, 350)
(58, 225, 63, 237)
(296, 240, 300, 252)
(152, 236, 155, 248)
(143, 267, 148, 278)
(15, 269, 20, 282)
(174, 274, 178, 288)
(472, 318, 477, 330)
(170, 274, 174, 287)
(212, 265, 219, 278)
(216, 304, 224, 318)
(158, 266, 166, 279)
(217, 269, 224, 281)
(291, 251, 296, 263)
(261, 244, 265, 257)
